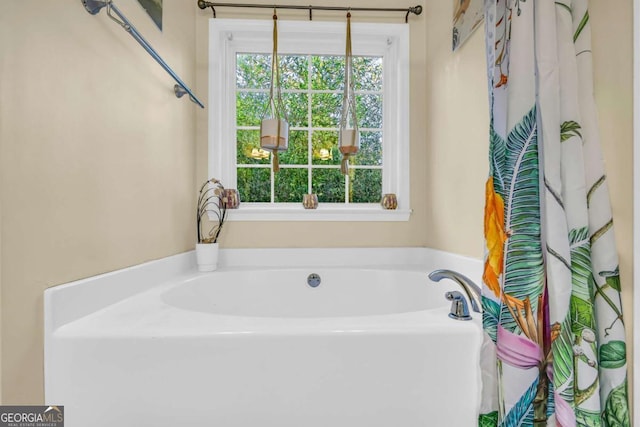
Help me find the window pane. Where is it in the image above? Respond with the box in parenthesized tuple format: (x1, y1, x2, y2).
(353, 131, 382, 166)
(356, 94, 382, 129)
(312, 131, 340, 165)
(350, 169, 382, 203)
(312, 93, 342, 127)
(280, 55, 308, 90)
(282, 93, 308, 127)
(312, 169, 345, 202)
(279, 131, 308, 165)
(237, 167, 271, 202)
(236, 54, 271, 89)
(311, 56, 344, 90)
(235, 53, 385, 206)
(353, 56, 383, 91)
(237, 92, 268, 126)
(275, 168, 308, 202)
(237, 130, 270, 165)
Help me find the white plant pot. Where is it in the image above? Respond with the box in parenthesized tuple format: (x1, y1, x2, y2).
(196, 243, 219, 272)
(339, 129, 360, 154)
(260, 118, 289, 151)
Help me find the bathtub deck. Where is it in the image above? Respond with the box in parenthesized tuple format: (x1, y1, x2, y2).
(45, 249, 484, 427)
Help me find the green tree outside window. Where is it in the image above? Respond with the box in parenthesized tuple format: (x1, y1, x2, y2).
(236, 53, 383, 204)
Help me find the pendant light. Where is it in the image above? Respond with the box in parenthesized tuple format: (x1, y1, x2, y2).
(339, 12, 359, 175)
(260, 9, 289, 173)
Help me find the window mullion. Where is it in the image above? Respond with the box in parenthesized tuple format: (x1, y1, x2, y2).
(345, 172, 350, 205)
(307, 54, 313, 195)
(270, 166, 275, 203)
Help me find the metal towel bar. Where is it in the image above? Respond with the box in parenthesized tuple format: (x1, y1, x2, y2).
(82, 0, 205, 108)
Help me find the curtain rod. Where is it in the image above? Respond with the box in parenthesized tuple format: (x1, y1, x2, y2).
(196, 1, 423, 23)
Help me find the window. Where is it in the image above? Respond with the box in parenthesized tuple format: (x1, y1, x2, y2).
(209, 19, 410, 221)
(236, 53, 383, 204)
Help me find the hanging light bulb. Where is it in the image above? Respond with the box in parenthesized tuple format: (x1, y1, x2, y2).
(338, 12, 360, 175)
(260, 9, 289, 173)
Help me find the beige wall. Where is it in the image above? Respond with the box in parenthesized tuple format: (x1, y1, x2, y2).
(0, 0, 197, 403)
(423, 3, 489, 258)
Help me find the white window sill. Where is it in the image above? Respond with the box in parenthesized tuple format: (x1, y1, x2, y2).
(220, 204, 412, 222)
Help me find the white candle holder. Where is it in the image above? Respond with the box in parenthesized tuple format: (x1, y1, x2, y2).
(260, 118, 289, 151)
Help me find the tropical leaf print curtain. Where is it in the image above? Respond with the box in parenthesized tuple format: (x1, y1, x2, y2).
(480, 1, 630, 426)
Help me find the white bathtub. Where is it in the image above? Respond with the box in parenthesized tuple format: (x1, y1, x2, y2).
(45, 248, 483, 427)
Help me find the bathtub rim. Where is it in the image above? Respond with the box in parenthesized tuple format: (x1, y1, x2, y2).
(44, 247, 482, 400)
(44, 247, 482, 332)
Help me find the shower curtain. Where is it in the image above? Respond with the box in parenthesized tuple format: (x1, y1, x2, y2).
(480, 1, 629, 426)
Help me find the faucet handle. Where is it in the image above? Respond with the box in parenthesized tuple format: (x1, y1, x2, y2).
(445, 291, 472, 321)
(429, 269, 481, 313)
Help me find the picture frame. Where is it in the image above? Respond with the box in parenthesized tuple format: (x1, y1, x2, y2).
(137, 0, 163, 31)
(452, 0, 484, 51)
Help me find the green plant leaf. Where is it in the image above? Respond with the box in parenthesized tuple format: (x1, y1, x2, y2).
(555, 2, 571, 14)
(489, 123, 506, 198)
(501, 377, 537, 427)
(482, 296, 501, 343)
(593, 264, 624, 323)
(546, 379, 555, 418)
(570, 296, 594, 337)
(552, 317, 575, 402)
(600, 341, 627, 369)
(605, 275, 622, 292)
(501, 107, 545, 332)
(599, 267, 621, 292)
(575, 408, 601, 427)
(604, 379, 630, 427)
(568, 227, 597, 337)
(478, 410, 498, 427)
(560, 120, 582, 142)
(573, 11, 589, 43)
(569, 227, 594, 300)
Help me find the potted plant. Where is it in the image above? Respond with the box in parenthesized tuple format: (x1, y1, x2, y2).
(260, 11, 289, 172)
(196, 178, 228, 271)
(338, 12, 360, 175)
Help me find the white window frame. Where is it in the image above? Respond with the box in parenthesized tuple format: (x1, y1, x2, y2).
(209, 19, 411, 221)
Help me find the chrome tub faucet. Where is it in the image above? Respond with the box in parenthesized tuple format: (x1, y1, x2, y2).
(429, 269, 482, 320)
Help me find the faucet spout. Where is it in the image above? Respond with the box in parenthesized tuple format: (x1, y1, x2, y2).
(429, 269, 481, 313)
